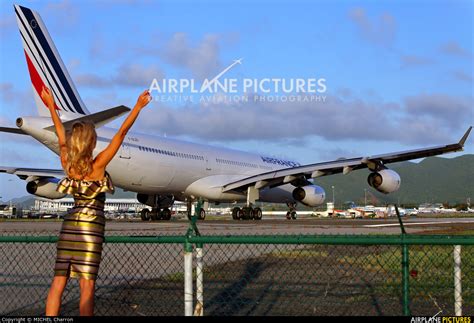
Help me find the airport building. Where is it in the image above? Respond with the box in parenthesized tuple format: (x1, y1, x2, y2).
(34, 197, 147, 214)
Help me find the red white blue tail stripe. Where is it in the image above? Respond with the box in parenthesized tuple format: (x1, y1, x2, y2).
(14, 5, 89, 116)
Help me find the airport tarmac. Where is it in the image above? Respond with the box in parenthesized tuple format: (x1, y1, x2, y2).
(2, 216, 474, 236)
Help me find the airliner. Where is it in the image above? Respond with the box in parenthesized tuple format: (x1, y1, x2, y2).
(0, 5, 471, 221)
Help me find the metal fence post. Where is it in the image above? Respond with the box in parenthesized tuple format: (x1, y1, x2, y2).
(454, 245, 462, 316)
(402, 242, 410, 316)
(395, 205, 410, 316)
(184, 238, 194, 316)
(194, 243, 204, 316)
(185, 205, 202, 316)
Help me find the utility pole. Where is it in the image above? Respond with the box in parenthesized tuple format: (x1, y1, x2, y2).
(332, 186, 335, 208)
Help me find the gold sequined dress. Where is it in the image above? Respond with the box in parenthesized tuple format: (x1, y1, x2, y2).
(54, 173, 114, 280)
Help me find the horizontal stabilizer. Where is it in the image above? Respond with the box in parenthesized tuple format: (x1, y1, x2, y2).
(0, 127, 27, 135)
(44, 105, 131, 131)
(0, 166, 64, 180)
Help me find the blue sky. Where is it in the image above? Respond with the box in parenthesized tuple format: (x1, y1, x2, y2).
(0, 0, 472, 200)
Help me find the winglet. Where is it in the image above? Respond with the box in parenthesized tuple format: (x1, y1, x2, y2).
(459, 126, 472, 146)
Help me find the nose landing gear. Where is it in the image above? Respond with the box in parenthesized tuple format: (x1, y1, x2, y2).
(286, 202, 297, 220)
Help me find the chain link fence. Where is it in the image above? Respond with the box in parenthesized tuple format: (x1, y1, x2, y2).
(0, 231, 473, 316)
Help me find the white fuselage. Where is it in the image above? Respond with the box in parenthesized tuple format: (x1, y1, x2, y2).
(19, 116, 301, 204)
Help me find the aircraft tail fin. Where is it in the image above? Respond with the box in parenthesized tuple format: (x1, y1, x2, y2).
(14, 4, 90, 117)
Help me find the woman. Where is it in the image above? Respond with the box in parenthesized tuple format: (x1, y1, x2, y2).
(41, 86, 151, 316)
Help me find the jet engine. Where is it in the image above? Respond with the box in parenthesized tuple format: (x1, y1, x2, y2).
(367, 169, 401, 194)
(292, 185, 326, 206)
(26, 178, 66, 199)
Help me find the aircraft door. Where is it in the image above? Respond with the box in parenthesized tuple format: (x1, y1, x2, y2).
(119, 138, 132, 159)
(205, 149, 212, 171)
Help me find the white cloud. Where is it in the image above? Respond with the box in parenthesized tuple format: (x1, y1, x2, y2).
(137, 92, 472, 146)
(161, 32, 222, 80)
(0, 12, 15, 40)
(348, 7, 397, 48)
(40, 0, 80, 33)
(73, 63, 164, 89)
(75, 73, 112, 88)
(400, 55, 433, 69)
(452, 70, 473, 84)
(439, 41, 472, 59)
(403, 94, 471, 129)
(0, 82, 35, 116)
(115, 63, 164, 87)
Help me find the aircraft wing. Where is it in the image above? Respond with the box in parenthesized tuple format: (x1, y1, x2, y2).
(222, 126, 472, 193)
(0, 166, 64, 180)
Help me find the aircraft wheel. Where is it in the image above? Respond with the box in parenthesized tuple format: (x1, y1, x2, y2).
(286, 211, 291, 220)
(162, 208, 172, 220)
(254, 207, 263, 220)
(199, 208, 206, 220)
(232, 207, 241, 220)
(242, 207, 253, 220)
(150, 208, 159, 221)
(238, 208, 244, 220)
(141, 208, 151, 221)
(291, 211, 297, 220)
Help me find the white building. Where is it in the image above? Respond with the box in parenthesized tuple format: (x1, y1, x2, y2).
(34, 197, 147, 214)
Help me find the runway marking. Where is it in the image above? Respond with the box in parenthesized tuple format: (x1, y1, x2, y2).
(364, 220, 474, 228)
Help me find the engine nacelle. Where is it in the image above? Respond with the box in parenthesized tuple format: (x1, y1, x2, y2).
(292, 185, 326, 206)
(367, 169, 401, 194)
(26, 178, 66, 199)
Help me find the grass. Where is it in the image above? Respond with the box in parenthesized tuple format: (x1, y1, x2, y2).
(269, 249, 329, 259)
(339, 245, 474, 305)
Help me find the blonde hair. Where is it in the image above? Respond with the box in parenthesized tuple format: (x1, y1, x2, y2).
(65, 121, 97, 179)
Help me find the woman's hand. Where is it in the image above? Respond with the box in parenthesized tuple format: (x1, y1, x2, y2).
(135, 89, 152, 110)
(41, 86, 55, 110)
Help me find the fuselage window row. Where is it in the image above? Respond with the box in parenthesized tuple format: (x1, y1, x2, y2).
(215, 158, 261, 169)
(138, 146, 204, 161)
(136, 146, 273, 169)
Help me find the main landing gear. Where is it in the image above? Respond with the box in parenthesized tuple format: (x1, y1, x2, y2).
(140, 195, 174, 221)
(231, 205, 263, 220)
(140, 207, 172, 221)
(286, 202, 297, 220)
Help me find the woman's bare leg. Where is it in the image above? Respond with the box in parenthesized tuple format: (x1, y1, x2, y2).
(45, 276, 68, 316)
(79, 278, 96, 316)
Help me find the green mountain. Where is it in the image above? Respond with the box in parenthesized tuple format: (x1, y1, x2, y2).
(3, 155, 473, 208)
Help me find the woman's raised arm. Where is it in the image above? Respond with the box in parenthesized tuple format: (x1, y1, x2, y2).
(94, 89, 152, 169)
(41, 86, 67, 169)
